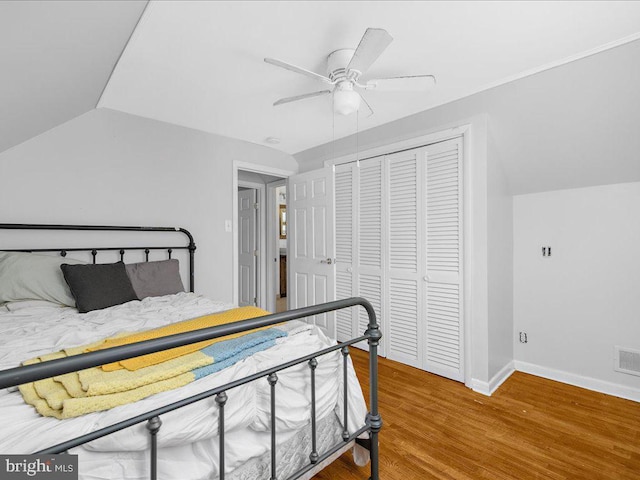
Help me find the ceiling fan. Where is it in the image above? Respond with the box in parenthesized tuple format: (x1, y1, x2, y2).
(264, 28, 435, 116)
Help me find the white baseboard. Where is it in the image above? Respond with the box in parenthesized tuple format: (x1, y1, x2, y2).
(471, 361, 515, 396)
(514, 361, 640, 403)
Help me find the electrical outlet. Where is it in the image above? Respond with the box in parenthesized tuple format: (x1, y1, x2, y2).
(519, 332, 528, 343)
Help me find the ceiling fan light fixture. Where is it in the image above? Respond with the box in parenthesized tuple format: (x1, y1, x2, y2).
(333, 82, 361, 116)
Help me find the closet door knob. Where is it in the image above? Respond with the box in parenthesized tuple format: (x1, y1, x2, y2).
(320, 258, 333, 264)
(347, 267, 353, 273)
(423, 275, 431, 282)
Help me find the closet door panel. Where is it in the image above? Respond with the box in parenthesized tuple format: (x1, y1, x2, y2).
(358, 273, 382, 347)
(359, 159, 383, 269)
(335, 164, 356, 341)
(358, 158, 385, 354)
(388, 278, 420, 366)
(336, 270, 354, 340)
(425, 138, 463, 381)
(385, 149, 424, 367)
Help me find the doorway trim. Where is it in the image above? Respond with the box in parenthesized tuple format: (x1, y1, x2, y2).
(232, 161, 296, 309)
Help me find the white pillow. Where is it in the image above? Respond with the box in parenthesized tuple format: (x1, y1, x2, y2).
(3, 299, 65, 312)
(0, 252, 85, 306)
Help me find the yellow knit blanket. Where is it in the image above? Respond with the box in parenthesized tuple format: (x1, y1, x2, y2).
(18, 306, 275, 419)
(89, 306, 271, 371)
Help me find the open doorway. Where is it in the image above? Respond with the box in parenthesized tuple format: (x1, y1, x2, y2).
(273, 183, 287, 313)
(235, 167, 292, 313)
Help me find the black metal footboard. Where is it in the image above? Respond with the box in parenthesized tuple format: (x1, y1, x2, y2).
(0, 298, 382, 480)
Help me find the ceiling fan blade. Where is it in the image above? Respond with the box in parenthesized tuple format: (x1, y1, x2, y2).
(365, 75, 436, 91)
(265, 58, 333, 85)
(273, 90, 332, 106)
(347, 28, 393, 76)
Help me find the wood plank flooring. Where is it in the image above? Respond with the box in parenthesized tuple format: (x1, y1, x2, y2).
(314, 348, 640, 480)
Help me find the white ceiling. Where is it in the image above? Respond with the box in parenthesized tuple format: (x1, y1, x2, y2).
(0, 0, 147, 153)
(99, 1, 640, 155)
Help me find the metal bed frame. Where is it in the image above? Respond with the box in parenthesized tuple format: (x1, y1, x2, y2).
(0, 223, 382, 480)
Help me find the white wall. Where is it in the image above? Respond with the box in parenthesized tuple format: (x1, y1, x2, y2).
(487, 128, 514, 382)
(0, 108, 298, 303)
(293, 39, 640, 395)
(295, 39, 640, 194)
(514, 182, 640, 400)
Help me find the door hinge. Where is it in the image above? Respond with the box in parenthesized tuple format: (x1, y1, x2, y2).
(254, 250, 259, 256)
(253, 297, 257, 305)
(254, 202, 259, 210)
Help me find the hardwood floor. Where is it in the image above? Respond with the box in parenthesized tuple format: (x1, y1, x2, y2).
(314, 348, 640, 480)
(276, 295, 287, 313)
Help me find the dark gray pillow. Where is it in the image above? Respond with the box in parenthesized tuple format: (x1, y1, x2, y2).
(125, 259, 185, 300)
(61, 262, 138, 313)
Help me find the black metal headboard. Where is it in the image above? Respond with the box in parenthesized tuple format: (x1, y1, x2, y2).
(0, 223, 196, 292)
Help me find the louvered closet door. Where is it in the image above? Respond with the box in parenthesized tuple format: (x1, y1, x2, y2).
(385, 148, 426, 368)
(424, 138, 464, 381)
(357, 158, 385, 355)
(331, 137, 463, 380)
(334, 163, 357, 342)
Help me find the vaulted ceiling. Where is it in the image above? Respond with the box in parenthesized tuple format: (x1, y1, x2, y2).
(99, 1, 640, 154)
(0, 0, 147, 153)
(3, 1, 640, 164)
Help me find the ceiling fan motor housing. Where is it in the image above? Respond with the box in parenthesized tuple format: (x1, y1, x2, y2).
(327, 48, 358, 82)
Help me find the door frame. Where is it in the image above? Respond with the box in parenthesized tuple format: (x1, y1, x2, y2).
(324, 115, 488, 390)
(232, 161, 296, 309)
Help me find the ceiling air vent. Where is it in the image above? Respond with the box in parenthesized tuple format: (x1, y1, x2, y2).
(614, 346, 640, 377)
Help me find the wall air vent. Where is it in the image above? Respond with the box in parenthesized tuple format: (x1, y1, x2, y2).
(614, 346, 640, 377)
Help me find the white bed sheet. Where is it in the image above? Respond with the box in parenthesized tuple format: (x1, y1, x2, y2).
(0, 293, 368, 480)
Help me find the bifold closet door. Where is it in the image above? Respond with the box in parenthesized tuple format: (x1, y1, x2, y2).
(335, 164, 357, 341)
(384, 147, 426, 368)
(334, 159, 385, 355)
(356, 158, 385, 355)
(424, 138, 464, 381)
(334, 137, 463, 381)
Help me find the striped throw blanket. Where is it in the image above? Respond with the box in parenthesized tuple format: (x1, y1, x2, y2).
(19, 307, 286, 419)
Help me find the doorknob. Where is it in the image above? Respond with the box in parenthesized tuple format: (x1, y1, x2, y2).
(423, 275, 431, 282)
(320, 258, 333, 264)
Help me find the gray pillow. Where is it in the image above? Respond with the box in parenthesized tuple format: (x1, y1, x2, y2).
(61, 262, 138, 313)
(0, 251, 85, 306)
(125, 259, 185, 299)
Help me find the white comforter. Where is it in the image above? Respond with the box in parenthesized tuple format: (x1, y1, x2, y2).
(0, 293, 368, 479)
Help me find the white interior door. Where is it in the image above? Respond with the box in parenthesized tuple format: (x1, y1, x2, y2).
(288, 167, 336, 338)
(238, 189, 257, 307)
